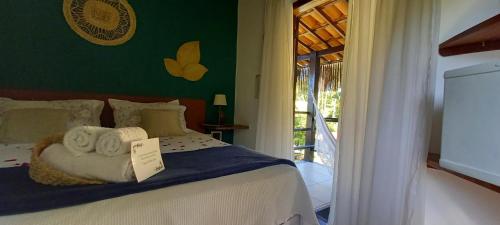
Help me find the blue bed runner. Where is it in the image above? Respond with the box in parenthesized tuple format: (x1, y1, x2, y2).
(0, 145, 295, 216)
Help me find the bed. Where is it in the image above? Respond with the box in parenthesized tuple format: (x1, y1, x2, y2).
(0, 89, 318, 225)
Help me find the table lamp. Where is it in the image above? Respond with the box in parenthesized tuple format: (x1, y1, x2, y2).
(213, 94, 227, 125)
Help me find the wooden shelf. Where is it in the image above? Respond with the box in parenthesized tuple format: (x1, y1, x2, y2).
(439, 14, 500, 56)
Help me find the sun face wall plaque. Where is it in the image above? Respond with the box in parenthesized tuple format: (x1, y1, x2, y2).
(63, 0, 137, 46)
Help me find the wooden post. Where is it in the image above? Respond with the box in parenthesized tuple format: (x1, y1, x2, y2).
(292, 16, 299, 160)
(304, 51, 318, 162)
(293, 17, 299, 122)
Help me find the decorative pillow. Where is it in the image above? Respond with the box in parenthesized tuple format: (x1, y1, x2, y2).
(108, 99, 188, 132)
(0, 108, 71, 143)
(140, 109, 188, 137)
(0, 98, 104, 128)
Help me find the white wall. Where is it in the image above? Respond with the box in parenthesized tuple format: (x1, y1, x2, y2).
(427, 3, 500, 222)
(429, 0, 500, 153)
(425, 169, 500, 225)
(233, 0, 266, 148)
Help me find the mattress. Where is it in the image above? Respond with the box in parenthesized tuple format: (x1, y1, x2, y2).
(0, 133, 318, 225)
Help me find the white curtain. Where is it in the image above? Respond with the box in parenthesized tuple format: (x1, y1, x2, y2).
(330, 0, 439, 224)
(255, 0, 294, 159)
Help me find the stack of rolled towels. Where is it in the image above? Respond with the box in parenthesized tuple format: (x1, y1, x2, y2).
(40, 126, 149, 183)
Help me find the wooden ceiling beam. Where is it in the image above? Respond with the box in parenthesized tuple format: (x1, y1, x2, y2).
(298, 32, 313, 37)
(295, 0, 340, 15)
(332, 16, 347, 24)
(297, 54, 310, 61)
(297, 10, 314, 18)
(298, 34, 337, 47)
(325, 36, 343, 43)
(298, 21, 330, 47)
(294, 0, 332, 15)
(313, 8, 346, 38)
(317, 45, 344, 56)
(298, 39, 314, 52)
(313, 17, 346, 31)
(297, 45, 344, 58)
(296, 54, 329, 63)
(317, 0, 338, 9)
(313, 23, 331, 31)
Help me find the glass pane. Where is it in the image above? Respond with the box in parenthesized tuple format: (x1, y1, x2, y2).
(295, 63, 310, 112)
(294, 149, 305, 161)
(317, 62, 343, 119)
(317, 61, 342, 139)
(294, 113, 307, 129)
(326, 121, 339, 139)
(293, 130, 307, 147)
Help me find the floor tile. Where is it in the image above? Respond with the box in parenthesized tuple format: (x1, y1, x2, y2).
(301, 175, 319, 186)
(297, 161, 333, 211)
(299, 167, 332, 184)
(308, 182, 332, 203)
(311, 196, 326, 210)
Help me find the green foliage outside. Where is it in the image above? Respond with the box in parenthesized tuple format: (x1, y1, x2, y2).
(294, 117, 307, 146)
(293, 87, 342, 147)
(318, 89, 341, 136)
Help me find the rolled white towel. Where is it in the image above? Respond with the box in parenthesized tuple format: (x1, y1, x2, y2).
(63, 126, 112, 156)
(96, 127, 148, 156)
(40, 144, 135, 183)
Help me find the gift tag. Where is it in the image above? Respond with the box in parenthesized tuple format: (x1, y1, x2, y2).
(130, 138, 165, 182)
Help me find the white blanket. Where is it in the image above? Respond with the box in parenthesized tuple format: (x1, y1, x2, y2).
(0, 144, 33, 168)
(159, 132, 229, 153)
(40, 144, 135, 183)
(0, 165, 318, 225)
(63, 126, 112, 156)
(96, 127, 148, 156)
(0, 131, 221, 168)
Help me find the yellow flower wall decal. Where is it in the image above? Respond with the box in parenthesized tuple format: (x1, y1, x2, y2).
(177, 41, 201, 67)
(164, 58, 183, 77)
(183, 63, 209, 81)
(164, 41, 208, 81)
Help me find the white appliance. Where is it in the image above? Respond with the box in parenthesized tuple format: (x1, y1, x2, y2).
(441, 62, 500, 186)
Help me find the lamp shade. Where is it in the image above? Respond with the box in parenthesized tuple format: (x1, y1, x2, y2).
(213, 94, 227, 106)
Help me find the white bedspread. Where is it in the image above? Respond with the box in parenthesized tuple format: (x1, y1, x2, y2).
(0, 165, 318, 225)
(0, 132, 318, 225)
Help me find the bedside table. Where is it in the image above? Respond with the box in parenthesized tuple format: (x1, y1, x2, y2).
(202, 124, 249, 140)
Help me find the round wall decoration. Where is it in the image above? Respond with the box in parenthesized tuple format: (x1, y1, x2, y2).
(63, 0, 137, 46)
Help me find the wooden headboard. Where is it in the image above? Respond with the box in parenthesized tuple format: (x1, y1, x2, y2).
(0, 89, 206, 133)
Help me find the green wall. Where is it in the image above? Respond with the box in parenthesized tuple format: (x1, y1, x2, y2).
(0, 0, 237, 142)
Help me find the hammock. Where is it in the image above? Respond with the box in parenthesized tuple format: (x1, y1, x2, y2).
(311, 93, 337, 174)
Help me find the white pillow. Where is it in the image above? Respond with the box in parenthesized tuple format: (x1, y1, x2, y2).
(0, 97, 104, 129)
(108, 99, 190, 133)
